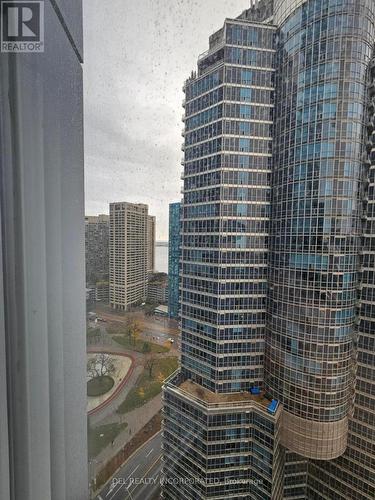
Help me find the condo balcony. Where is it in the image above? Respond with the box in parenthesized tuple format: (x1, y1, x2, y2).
(364, 156, 371, 166)
(198, 40, 225, 63)
(198, 26, 225, 62)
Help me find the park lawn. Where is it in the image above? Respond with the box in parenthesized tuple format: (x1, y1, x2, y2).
(87, 375, 114, 397)
(87, 327, 100, 339)
(111, 334, 170, 353)
(88, 422, 128, 459)
(117, 357, 178, 414)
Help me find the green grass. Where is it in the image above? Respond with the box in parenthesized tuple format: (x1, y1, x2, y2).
(88, 422, 128, 459)
(107, 323, 134, 335)
(87, 375, 114, 397)
(87, 327, 100, 339)
(117, 357, 178, 414)
(111, 334, 169, 353)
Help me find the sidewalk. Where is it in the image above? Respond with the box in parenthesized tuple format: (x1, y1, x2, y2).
(86, 318, 176, 475)
(87, 353, 133, 413)
(92, 393, 162, 475)
(88, 362, 143, 426)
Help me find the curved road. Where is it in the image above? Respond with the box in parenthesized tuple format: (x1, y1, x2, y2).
(95, 431, 162, 500)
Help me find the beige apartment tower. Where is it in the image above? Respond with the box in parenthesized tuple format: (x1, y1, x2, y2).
(109, 202, 155, 310)
(147, 215, 156, 274)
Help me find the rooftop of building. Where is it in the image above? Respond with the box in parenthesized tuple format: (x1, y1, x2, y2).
(155, 304, 168, 315)
(148, 272, 168, 284)
(237, 0, 274, 24)
(179, 379, 270, 408)
(185, 2, 276, 83)
(109, 201, 149, 210)
(85, 214, 109, 223)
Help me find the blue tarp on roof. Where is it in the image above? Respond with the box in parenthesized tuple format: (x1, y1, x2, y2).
(267, 399, 279, 415)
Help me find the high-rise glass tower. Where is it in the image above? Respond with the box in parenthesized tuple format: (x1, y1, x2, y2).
(162, 1, 375, 499)
(168, 202, 181, 319)
(266, 0, 375, 460)
(163, 6, 283, 500)
(305, 42, 375, 500)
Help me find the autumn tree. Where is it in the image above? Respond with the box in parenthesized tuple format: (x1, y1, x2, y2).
(129, 320, 141, 346)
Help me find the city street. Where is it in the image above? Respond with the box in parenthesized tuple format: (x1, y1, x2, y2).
(91, 307, 180, 353)
(95, 431, 162, 500)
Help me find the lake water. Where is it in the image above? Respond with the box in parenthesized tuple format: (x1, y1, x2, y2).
(155, 244, 168, 273)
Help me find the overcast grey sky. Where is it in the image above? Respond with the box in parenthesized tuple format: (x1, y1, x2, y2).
(83, 0, 250, 240)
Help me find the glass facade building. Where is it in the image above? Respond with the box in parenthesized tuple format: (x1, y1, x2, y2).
(265, 0, 375, 460)
(163, 373, 284, 500)
(163, 6, 280, 499)
(168, 202, 182, 318)
(304, 43, 375, 500)
(179, 15, 275, 395)
(163, 0, 375, 498)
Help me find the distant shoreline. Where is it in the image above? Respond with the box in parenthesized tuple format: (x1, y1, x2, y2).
(155, 244, 168, 274)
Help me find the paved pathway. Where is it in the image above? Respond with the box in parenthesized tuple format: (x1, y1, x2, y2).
(88, 362, 143, 426)
(91, 393, 162, 476)
(87, 353, 133, 413)
(87, 314, 178, 477)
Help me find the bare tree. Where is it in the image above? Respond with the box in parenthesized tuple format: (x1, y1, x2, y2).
(144, 352, 157, 378)
(87, 353, 115, 379)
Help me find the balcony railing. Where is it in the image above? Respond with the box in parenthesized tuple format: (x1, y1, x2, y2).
(198, 39, 225, 62)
